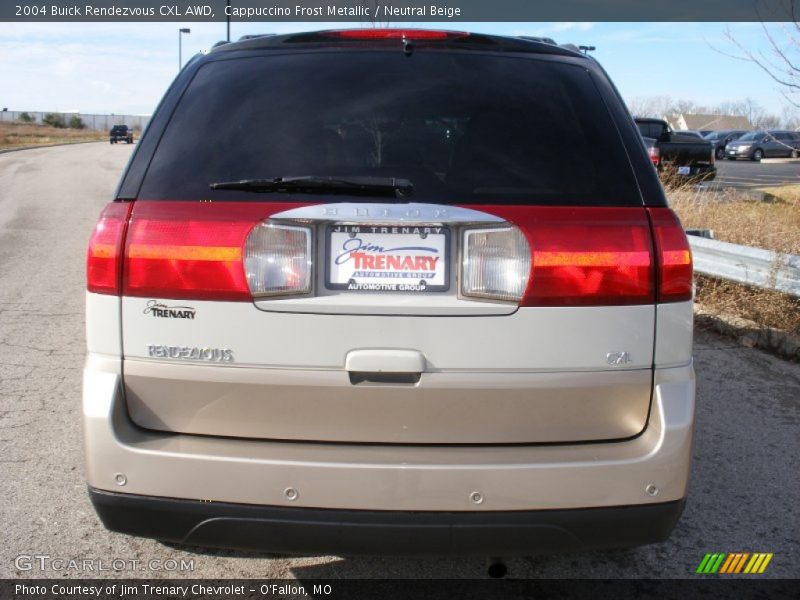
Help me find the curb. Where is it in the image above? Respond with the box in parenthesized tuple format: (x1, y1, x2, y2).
(760, 157, 800, 164)
(0, 140, 108, 155)
(694, 303, 799, 361)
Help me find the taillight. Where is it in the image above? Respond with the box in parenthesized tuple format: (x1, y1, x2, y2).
(322, 29, 467, 41)
(648, 208, 693, 302)
(461, 227, 530, 302)
(648, 145, 660, 167)
(122, 201, 303, 301)
(86, 201, 133, 295)
(244, 223, 313, 297)
(468, 207, 655, 306)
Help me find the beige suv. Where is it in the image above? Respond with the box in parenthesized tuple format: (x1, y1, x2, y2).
(84, 29, 695, 555)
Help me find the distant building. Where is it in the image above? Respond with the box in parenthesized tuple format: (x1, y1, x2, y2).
(666, 113, 753, 132)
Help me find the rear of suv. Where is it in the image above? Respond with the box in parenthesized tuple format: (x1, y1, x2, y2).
(84, 30, 695, 556)
(109, 124, 133, 144)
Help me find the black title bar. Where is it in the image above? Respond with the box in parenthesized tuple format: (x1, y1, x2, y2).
(5, 0, 800, 22)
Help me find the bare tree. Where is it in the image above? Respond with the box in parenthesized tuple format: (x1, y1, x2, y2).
(359, 0, 390, 28)
(781, 105, 800, 129)
(627, 95, 678, 118)
(626, 94, 788, 129)
(723, 0, 800, 107)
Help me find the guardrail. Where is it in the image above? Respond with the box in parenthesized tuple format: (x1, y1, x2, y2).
(688, 235, 800, 297)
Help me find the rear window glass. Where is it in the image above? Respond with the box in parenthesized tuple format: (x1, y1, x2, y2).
(140, 51, 642, 206)
(636, 121, 665, 140)
(739, 131, 765, 141)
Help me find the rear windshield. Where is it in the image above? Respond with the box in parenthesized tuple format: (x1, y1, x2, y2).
(739, 131, 765, 141)
(140, 51, 642, 206)
(636, 121, 666, 140)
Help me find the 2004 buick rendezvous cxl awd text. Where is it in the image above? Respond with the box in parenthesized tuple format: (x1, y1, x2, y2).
(84, 29, 695, 555)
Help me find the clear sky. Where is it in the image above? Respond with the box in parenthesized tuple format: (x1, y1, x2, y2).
(0, 21, 794, 117)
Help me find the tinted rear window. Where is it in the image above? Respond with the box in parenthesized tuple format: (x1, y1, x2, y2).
(140, 51, 642, 206)
(636, 121, 666, 140)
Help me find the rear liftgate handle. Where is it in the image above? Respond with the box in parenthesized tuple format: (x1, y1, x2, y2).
(345, 349, 425, 385)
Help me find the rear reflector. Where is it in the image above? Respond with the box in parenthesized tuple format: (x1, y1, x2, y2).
(462, 227, 531, 302)
(122, 201, 303, 301)
(322, 29, 468, 40)
(468, 206, 655, 306)
(86, 201, 133, 295)
(648, 208, 693, 302)
(244, 223, 313, 297)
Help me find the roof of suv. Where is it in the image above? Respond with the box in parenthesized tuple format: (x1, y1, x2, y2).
(209, 29, 586, 58)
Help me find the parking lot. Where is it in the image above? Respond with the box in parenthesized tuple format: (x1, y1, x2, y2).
(0, 142, 798, 579)
(713, 158, 800, 191)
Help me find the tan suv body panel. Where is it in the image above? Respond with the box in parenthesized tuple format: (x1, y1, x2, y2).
(121, 298, 657, 444)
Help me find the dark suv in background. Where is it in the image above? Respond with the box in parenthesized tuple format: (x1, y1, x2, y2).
(109, 124, 133, 144)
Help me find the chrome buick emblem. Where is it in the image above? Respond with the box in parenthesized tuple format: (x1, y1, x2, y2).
(270, 203, 503, 224)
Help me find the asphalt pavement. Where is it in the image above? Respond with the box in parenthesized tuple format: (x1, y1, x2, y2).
(0, 143, 798, 579)
(712, 158, 800, 191)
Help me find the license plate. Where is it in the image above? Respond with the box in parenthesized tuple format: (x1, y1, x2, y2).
(678, 166, 691, 175)
(326, 224, 449, 292)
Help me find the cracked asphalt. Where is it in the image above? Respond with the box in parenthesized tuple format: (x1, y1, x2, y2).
(0, 143, 798, 579)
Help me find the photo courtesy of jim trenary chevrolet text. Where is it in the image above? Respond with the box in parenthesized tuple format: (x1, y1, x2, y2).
(0, 0, 798, 598)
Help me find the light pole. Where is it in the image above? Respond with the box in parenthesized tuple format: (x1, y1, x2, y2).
(226, 0, 230, 42)
(178, 28, 191, 70)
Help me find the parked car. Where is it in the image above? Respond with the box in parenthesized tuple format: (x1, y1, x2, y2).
(724, 130, 800, 160)
(703, 129, 747, 159)
(109, 124, 133, 144)
(635, 118, 716, 181)
(85, 30, 695, 557)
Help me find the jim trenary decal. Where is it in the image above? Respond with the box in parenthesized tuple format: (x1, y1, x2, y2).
(144, 300, 196, 319)
(327, 224, 450, 292)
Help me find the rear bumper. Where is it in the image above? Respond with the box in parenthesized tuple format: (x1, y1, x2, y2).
(83, 355, 695, 551)
(725, 147, 754, 158)
(89, 488, 685, 555)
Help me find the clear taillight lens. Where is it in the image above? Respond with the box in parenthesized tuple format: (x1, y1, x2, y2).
(461, 227, 531, 302)
(244, 223, 313, 297)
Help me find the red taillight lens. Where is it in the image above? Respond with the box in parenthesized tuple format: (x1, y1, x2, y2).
(87, 201, 133, 295)
(122, 201, 303, 301)
(468, 206, 655, 306)
(648, 208, 693, 302)
(648, 145, 660, 167)
(322, 29, 467, 40)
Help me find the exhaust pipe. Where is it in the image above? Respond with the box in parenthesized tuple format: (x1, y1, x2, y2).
(487, 558, 508, 579)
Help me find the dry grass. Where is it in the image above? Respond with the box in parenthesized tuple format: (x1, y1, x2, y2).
(695, 275, 800, 334)
(669, 188, 800, 255)
(756, 184, 800, 204)
(0, 121, 105, 151)
(667, 183, 800, 334)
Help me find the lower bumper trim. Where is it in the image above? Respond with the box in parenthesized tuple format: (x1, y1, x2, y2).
(89, 488, 685, 556)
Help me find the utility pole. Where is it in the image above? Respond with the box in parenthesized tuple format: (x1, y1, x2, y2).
(226, 0, 231, 42)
